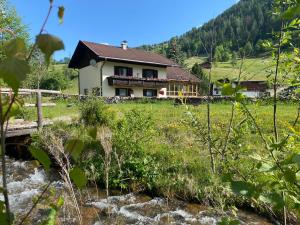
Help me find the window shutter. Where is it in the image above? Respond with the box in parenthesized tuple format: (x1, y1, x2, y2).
(114, 66, 119, 76)
(115, 88, 120, 96)
(154, 70, 158, 78)
(143, 89, 147, 96)
(153, 89, 157, 96)
(127, 67, 133, 76)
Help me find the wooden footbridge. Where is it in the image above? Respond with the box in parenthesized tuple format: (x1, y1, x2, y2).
(1, 88, 73, 138)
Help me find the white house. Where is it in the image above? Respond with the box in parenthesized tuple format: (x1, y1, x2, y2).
(211, 79, 270, 98)
(69, 41, 201, 98)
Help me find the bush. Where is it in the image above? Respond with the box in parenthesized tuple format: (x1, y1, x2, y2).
(215, 45, 231, 62)
(79, 98, 116, 127)
(40, 70, 69, 90)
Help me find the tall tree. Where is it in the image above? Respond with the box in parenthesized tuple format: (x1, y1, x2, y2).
(167, 38, 184, 65)
(0, 0, 29, 43)
(191, 63, 209, 95)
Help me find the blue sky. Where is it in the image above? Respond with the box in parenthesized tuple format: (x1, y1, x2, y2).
(10, 0, 238, 60)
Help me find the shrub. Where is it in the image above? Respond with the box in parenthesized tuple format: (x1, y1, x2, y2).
(79, 98, 116, 127)
(40, 70, 69, 90)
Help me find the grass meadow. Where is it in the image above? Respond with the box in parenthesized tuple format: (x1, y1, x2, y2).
(184, 56, 274, 81)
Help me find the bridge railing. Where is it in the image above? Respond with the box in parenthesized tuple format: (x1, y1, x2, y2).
(0, 88, 62, 129)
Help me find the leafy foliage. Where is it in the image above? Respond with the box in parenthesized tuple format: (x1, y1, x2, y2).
(65, 139, 84, 161)
(79, 98, 116, 127)
(215, 45, 231, 62)
(0, 0, 29, 54)
(30, 147, 51, 171)
(69, 167, 88, 189)
(191, 62, 209, 94)
(36, 34, 64, 65)
(0, 38, 30, 92)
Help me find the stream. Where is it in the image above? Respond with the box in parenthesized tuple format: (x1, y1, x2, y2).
(0, 156, 274, 225)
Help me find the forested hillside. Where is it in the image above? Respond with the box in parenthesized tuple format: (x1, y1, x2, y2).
(140, 0, 280, 60)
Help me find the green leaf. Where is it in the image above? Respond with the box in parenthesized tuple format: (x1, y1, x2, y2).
(1, 96, 23, 121)
(282, 5, 300, 19)
(30, 148, 51, 171)
(3, 38, 26, 59)
(0, 200, 4, 212)
(0, 212, 9, 225)
(222, 83, 235, 96)
(292, 154, 300, 166)
(0, 58, 30, 92)
(69, 167, 87, 188)
(56, 196, 64, 208)
(235, 92, 245, 102)
(221, 173, 233, 182)
(250, 154, 262, 161)
(0, 205, 13, 225)
(64, 139, 84, 161)
(87, 127, 97, 140)
(36, 34, 64, 65)
(259, 193, 284, 209)
(283, 168, 296, 184)
(231, 181, 256, 198)
(257, 162, 276, 172)
(58, 6, 65, 24)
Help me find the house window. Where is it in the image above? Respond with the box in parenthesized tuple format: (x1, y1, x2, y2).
(115, 88, 133, 97)
(143, 89, 157, 97)
(142, 69, 158, 79)
(114, 66, 133, 76)
(84, 88, 89, 95)
(214, 88, 219, 95)
(167, 83, 199, 97)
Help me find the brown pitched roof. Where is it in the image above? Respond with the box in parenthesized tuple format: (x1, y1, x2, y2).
(167, 67, 200, 83)
(69, 40, 200, 83)
(81, 41, 175, 66)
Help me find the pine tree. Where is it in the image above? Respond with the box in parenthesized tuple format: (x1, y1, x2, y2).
(191, 63, 204, 79)
(167, 38, 184, 65)
(191, 63, 209, 95)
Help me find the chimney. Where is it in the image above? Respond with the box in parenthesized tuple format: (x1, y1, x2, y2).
(121, 40, 128, 50)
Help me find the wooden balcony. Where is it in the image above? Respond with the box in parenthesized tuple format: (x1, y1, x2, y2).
(107, 76, 168, 87)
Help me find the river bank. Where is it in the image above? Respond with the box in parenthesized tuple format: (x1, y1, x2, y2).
(0, 156, 275, 225)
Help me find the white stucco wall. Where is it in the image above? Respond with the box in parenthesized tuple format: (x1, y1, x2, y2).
(79, 64, 101, 95)
(79, 61, 167, 97)
(241, 91, 262, 98)
(211, 83, 264, 98)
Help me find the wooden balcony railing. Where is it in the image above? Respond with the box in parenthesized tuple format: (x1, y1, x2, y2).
(107, 76, 168, 87)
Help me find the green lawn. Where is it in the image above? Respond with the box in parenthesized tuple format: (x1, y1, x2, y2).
(16, 99, 79, 122)
(18, 99, 299, 135)
(184, 56, 274, 81)
(110, 101, 299, 133)
(63, 77, 79, 95)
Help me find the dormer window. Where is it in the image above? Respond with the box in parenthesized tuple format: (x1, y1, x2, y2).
(114, 66, 133, 76)
(142, 69, 158, 79)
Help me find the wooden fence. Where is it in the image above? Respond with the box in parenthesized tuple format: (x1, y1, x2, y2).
(0, 88, 62, 130)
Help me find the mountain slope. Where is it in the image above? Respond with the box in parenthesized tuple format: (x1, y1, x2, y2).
(140, 0, 279, 58)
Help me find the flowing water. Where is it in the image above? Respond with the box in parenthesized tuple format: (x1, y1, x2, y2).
(0, 156, 274, 225)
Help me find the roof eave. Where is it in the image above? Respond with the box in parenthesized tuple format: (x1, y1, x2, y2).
(97, 56, 173, 67)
